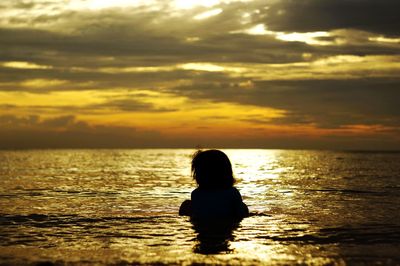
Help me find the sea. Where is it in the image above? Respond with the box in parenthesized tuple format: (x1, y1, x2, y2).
(0, 149, 399, 265)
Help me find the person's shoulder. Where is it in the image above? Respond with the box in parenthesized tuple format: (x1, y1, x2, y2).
(191, 187, 200, 197)
(179, 199, 192, 216)
(230, 186, 241, 194)
(230, 186, 243, 199)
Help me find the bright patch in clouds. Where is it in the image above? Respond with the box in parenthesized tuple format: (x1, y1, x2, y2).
(86, 0, 140, 9)
(68, 0, 157, 10)
(180, 63, 225, 72)
(174, 0, 220, 9)
(179, 62, 243, 73)
(2, 61, 52, 70)
(369, 36, 400, 44)
(244, 24, 267, 35)
(276, 31, 331, 45)
(20, 79, 68, 88)
(69, 0, 246, 10)
(194, 8, 222, 20)
(242, 24, 331, 45)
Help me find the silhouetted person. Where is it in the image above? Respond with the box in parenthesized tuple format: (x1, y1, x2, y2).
(179, 149, 249, 219)
(179, 149, 249, 254)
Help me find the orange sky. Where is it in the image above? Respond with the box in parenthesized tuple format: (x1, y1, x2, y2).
(0, 0, 399, 149)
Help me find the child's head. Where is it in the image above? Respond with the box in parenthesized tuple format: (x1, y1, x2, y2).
(191, 149, 235, 189)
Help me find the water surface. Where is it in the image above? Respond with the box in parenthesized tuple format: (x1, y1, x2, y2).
(0, 149, 399, 265)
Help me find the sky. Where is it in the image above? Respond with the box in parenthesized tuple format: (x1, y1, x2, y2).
(0, 0, 399, 149)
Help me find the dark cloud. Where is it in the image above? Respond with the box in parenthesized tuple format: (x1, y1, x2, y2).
(1, 3, 399, 94)
(0, 114, 40, 127)
(0, 1, 399, 149)
(0, 0, 60, 10)
(40, 115, 88, 128)
(259, 0, 400, 37)
(1, 114, 398, 150)
(0, 114, 87, 129)
(92, 98, 178, 112)
(171, 77, 400, 128)
(0, 65, 246, 94)
(97, 99, 178, 112)
(0, 114, 165, 149)
(0, 1, 398, 66)
(0, 98, 177, 113)
(0, 25, 310, 69)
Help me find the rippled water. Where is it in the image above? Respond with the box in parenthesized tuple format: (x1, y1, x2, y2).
(0, 149, 399, 265)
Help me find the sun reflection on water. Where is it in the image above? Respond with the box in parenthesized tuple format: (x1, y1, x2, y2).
(0, 149, 399, 265)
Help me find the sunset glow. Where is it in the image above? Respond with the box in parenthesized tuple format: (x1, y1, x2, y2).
(0, 0, 399, 149)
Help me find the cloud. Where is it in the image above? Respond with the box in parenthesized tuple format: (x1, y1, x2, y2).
(0, 114, 40, 127)
(1, 114, 398, 150)
(0, 96, 178, 113)
(0, 114, 87, 129)
(0, 114, 166, 149)
(40, 115, 88, 128)
(170, 77, 400, 128)
(259, 0, 400, 37)
(0, 0, 399, 149)
(92, 98, 178, 112)
(0, 3, 398, 94)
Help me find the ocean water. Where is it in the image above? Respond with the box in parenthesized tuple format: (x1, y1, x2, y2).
(0, 149, 399, 265)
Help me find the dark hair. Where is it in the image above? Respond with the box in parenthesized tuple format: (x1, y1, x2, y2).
(191, 149, 235, 189)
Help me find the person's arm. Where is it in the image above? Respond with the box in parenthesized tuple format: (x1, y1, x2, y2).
(233, 188, 249, 218)
(239, 201, 249, 218)
(179, 199, 192, 216)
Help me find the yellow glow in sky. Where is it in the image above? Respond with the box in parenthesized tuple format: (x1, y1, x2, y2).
(68, 0, 251, 11)
(1, 0, 399, 149)
(180, 63, 225, 72)
(276, 31, 330, 45)
(369, 36, 400, 44)
(242, 24, 332, 45)
(2, 61, 52, 70)
(0, 91, 107, 108)
(189, 55, 400, 81)
(95, 62, 241, 74)
(0, 88, 286, 138)
(20, 79, 68, 88)
(73, 0, 152, 10)
(174, 0, 220, 9)
(69, 0, 228, 10)
(194, 8, 223, 20)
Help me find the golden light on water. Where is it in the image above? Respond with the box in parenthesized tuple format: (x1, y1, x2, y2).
(0, 0, 399, 264)
(0, 149, 399, 264)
